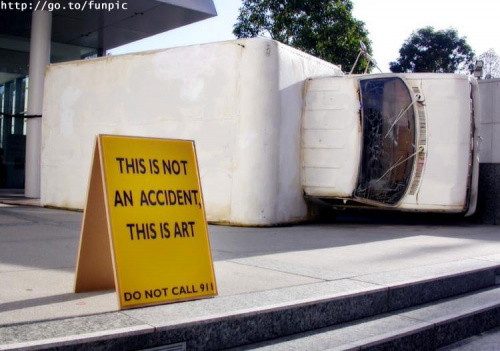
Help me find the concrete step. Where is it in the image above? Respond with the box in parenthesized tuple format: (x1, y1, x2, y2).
(230, 286, 500, 350)
(439, 326, 500, 350)
(1, 258, 499, 350)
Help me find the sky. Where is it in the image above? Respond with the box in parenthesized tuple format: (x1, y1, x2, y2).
(108, 0, 500, 72)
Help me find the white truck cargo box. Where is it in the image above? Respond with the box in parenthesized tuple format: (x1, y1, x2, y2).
(41, 38, 342, 226)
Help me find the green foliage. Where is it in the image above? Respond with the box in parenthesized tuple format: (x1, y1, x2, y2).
(233, 0, 372, 74)
(390, 27, 475, 73)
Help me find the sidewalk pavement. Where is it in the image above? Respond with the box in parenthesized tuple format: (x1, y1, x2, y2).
(0, 200, 499, 347)
(0, 189, 40, 207)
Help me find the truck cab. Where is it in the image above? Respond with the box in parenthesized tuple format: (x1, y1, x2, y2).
(302, 73, 480, 215)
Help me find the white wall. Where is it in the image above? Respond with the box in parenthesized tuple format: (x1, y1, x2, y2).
(478, 79, 500, 164)
(41, 39, 341, 225)
(476, 79, 500, 224)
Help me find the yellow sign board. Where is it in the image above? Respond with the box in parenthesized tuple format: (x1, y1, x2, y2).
(74, 135, 217, 309)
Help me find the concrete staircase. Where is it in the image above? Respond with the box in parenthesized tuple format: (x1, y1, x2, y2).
(1, 257, 499, 350)
(230, 283, 500, 350)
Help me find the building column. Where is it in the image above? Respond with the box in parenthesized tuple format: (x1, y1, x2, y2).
(25, 10, 52, 198)
(14, 78, 26, 135)
(2, 82, 13, 148)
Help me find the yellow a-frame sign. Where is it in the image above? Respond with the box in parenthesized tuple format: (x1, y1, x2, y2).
(74, 135, 217, 309)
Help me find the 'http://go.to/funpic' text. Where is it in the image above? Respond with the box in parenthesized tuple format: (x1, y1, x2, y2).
(1, 1, 128, 11)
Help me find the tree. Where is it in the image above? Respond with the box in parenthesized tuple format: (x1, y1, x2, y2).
(233, 0, 372, 73)
(390, 27, 474, 74)
(477, 49, 500, 79)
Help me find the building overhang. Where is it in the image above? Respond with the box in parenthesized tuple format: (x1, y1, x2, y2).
(0, 0, 217, 83)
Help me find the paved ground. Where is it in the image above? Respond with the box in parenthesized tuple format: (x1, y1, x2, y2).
(0, 196, 499, 348)
(1, 202, 499, 324)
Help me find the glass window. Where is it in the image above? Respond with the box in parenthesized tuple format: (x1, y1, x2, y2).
(355, 77, 416, 205)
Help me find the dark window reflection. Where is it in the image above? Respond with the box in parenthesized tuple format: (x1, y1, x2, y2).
(355, 77, 416, 205)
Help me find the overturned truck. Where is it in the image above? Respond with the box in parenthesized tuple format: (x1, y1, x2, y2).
(302, 73, 480, 216)
(42, 38, 480, 226)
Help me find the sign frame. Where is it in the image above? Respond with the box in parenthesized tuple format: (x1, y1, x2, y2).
(74, 134, 217, 309)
